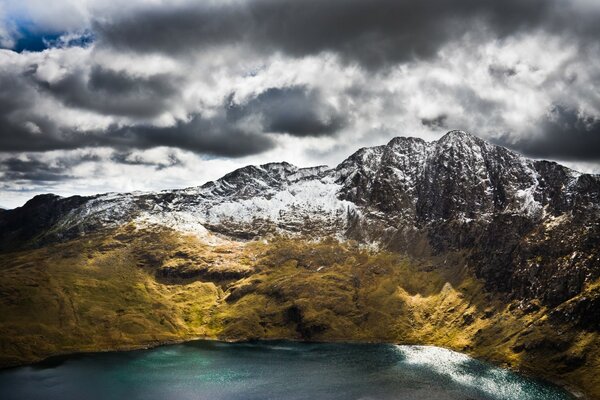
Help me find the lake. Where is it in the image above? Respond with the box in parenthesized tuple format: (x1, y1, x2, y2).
(0, 340, 573, 400)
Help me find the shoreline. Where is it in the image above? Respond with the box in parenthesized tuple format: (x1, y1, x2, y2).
(0, 335, 585, 399)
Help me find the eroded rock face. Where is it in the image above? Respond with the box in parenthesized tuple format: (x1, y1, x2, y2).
(1, 130, 598, 312)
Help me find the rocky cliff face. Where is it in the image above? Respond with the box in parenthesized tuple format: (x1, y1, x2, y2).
(1, 130, 599, 306)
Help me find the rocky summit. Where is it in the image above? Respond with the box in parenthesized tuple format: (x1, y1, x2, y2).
(1, 131, 599, 398)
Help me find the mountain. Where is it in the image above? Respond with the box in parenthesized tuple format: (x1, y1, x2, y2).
(1, 130, 599, 398)
(3, 130, 598, 302)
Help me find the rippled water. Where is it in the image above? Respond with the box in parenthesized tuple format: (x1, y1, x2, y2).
(0, 341, 573, 400)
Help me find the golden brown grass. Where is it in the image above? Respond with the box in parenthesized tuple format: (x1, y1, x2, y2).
(0, 225, 597, 398)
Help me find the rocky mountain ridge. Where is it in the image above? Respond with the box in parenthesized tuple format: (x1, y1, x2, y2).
(1, 130, 599, 308)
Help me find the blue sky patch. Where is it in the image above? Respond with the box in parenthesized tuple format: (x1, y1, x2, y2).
(7, 26, 94, 52)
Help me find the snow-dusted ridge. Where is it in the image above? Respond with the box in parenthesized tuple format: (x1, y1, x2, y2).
(10, 130, 600, 244)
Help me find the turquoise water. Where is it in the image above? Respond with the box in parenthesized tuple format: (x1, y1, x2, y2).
(0, 341, 573, 400)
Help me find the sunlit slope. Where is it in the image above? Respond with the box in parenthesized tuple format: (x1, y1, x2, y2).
(0, 225, 597, 398)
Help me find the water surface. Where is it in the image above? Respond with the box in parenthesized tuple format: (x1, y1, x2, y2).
(0, 341, 573, 400)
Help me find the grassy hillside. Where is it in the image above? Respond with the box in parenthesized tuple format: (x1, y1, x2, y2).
(0, 225, 598, 398)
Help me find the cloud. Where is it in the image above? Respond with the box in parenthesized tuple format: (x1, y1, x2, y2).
(0, 53, 343, 156)
(98, 86, 345, 155)
(421, 115, 448, 130)
(0, 151, 101, 183)
(496, 105, 600, 161)
(0, 67, 75, 152)
(110, 150, 182, 170)
(227, 86, 346, 137)
(103, 114, 275, 157)
(488, 64, 518, 81)
(0, 157, 73, 181)
(94, 0, 600, 69)
(0, 109, 276, 157)
(34, 65, 180, 118)
(0, 3, 18, 49)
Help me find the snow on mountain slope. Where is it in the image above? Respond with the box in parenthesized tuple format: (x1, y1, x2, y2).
(1, 130, 598, 247)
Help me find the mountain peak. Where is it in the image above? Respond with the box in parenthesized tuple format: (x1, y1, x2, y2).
(260, 161, 297, 171)
(435, 130, 489, 156)
(384, 131, 486, 153)
(387, 136, 426, 146)
(438, 129, 478, 143)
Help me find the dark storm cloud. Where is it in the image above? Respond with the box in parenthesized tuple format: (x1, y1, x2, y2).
(0, 149, 179, 187)
(2, 0, 599, 171)
(98, 85, 345, 154)
(227, 87, 346, 137)
(0, 65, 186, 153)
(0, 110, 275, 157)
(34, 65, 180, 118)
(94, 0, 600, 69)
(421, 115, 448, 130)
(488, 64, 518, 80)
(102, 113, 275, 157)
(0, 70, 76, 152)
(100, 86, 343, 156)
(0, 63, 342, 156)
(0, 152, 100, 183)
(110, 151, 182, 170)
(0, 157, 72, 182)
(495, 106, 600, 161)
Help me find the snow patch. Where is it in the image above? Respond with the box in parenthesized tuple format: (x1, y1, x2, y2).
(205, 176, 354, 225)
(515, 186, 542, 217)
(135, 211, 226, 245)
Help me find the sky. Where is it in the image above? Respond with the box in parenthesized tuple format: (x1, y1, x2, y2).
(0, 0, 599, 208)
